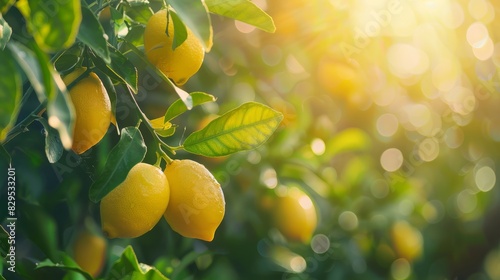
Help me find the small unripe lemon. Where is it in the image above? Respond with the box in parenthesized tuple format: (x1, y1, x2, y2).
(62, 68, 111, 154)
(164, 160, 225, 242)
(144, 9, 205, 85)
(273, 187, 317, 243)
(100, 163, 170, 238)
(73, 229, 106, 277)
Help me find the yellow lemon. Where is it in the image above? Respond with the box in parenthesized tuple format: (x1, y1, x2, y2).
(164, 159, 225, 242)
(144, 9, 204, 85)
(100, 163, 170, 238)
(73, 229, 106, 277)
(390, 220, 423, 261)
(62, 68, 111, 154)
(273, 187, 317, 243)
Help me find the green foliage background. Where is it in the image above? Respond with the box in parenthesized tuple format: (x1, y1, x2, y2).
(2, 0, 500, 280)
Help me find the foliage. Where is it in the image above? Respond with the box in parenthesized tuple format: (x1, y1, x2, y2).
(2, 0, 500, 279)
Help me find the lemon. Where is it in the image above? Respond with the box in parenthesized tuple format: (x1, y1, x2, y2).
(164, 160, 225, 242)
(273, 187, 317, 243)
(100, 163, 170, 238)
(317, 61, 361, 97)
(144, 9, 205, 85)
(62, 68, 111, 154)
(390, 220, 423, 261)
(73, 229, 106, 277)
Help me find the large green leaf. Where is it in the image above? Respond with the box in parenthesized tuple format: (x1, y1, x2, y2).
(37, 117, 63, 163)
(36, 252, 93, 280)
(205, 0, 275, 33)
(89, 126, 147, 202)
(183, 102, 283, 157)
(168, 0, 213, 51)
(0, 0, 15, 13)
(46, 76, 75, 150)
(170, 10, 187, 50)
(0, 48, 21, 142)
(164, 92, 216, 122)
(106, 246, 169, 280)
(0, 13, 12, 49)
(78, 6, 110, 63)
(91, 44, 138, 93)
(17, 0, 81, 52)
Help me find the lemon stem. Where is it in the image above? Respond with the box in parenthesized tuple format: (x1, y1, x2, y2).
(123, 85, 176, 164)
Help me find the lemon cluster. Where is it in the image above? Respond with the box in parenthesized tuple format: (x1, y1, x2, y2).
(100, 160, 225, 242)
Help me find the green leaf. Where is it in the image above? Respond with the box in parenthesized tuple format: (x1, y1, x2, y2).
(0, 47, 21, 142)
(170, 10, 187, 50)
(7, 41, 48, 102)
(37, 117, 63, 163)
(17, 0, 81, 52)
(205, 0, 275, 33)
(183, 102, 283, 157)
(123, 1, 153, 24)
(89, 126, 147, 202)
(47, 76, 75, 150)
(0, 13, 12, 49)
(78, 6, 110, 63)
(0, 0, 15, 13)
(324, 128, 371, 158)
(18, 202, 58, 260)
(0, 225, 9, 258)
(168, 0, 213, 51)
(171, 251, 211, 279)
(164, 92, 216, 122)
(91, 44, 138, 93)
(36, 252, 93, 280)
(54, 44, 84, 74)
(150, 117, 176, 138)
(121, 41, 192, 108)
(0, 144, 11, 164)
(106, 246, 169, 280)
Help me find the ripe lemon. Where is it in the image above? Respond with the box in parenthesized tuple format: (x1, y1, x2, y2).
(100, 163, 170, 238)
(273, 187, 317, 243)
(390, 220, 423, 261)
(163, 160, 225, 242)
(317, 61, 361, 97)
(62, 68, 111, 154)
(73, 229, 106, 277)
(144, 9, 205, 85)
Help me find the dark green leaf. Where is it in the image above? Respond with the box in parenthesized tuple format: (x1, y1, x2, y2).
(36, 252, 93, 280)
(46, 76, 75, 150)
(0, 47, 21, 142)
(171, 251, 211, 279)
(91, 44, 138, 93)
(18, 202, 58, 260)
(7, 41, 47, 102)
(0, 13, 12, 49)
(168, 0, 213, 51)
(205, 0, 275, 33)
(123, 2, 153, 24)
(37, 117, 63, 163)
(54, 43, 84, 73)
(183, 102, 283, 157)
(0, 0, 15, 13)
(0, 144, 11, 164)
(170, 10, 187, 50)
(78, 6, 110, 63)
(17, 0, 81, 52)
(0, 225, 9, 258)
(96, 71, 119, 133)
(124, 25, 145, 46)
(121, 41, 192, 108)
(164, 92, 216, 122)
(89, 126, 147, 202)
(107, 246, 169, 280)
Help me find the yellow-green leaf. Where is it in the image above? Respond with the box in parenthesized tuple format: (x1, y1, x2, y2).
(183, 102, 283, 157)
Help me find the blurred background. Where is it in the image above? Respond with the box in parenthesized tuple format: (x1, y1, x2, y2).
(3, 0, 500, 279)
